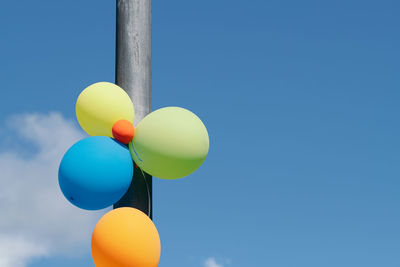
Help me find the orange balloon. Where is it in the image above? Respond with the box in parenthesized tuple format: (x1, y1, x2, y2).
(91, 207, 161, 267)
(112, 119, 135, 144)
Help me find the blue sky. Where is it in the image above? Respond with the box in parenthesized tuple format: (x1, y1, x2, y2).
(0, 0, 399, 266)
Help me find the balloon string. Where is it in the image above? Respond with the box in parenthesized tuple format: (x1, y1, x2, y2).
(131, 143, 143, 162)
(138, 166, 151, 218)
(131, 142, 150, 217)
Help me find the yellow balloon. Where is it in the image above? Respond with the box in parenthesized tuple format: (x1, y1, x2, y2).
(130, 107, 209, 179)
(76, 82, 134, 137)
(91, 207, 161, 267)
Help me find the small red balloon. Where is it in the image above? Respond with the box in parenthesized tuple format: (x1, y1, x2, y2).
(112, 120, 135, 144)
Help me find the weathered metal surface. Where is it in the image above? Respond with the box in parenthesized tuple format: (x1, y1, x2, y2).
(113, 0, 152, 219)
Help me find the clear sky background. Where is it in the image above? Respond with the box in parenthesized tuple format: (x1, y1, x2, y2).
(0, 1, 399, 267)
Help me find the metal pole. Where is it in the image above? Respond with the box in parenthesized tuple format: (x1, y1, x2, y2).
(114, 0, 152, 219)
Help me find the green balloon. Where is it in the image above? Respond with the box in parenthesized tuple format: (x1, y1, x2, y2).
(129, 107, 209, 179)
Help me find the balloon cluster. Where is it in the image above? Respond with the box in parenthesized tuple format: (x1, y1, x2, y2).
(58, 82, 209, 267)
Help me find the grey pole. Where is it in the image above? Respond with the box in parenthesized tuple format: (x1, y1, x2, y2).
(113, 0, 152, 219)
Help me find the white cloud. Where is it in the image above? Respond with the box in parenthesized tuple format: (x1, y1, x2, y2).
(0, 112, 105, 267)
(204, 257, 224, 267)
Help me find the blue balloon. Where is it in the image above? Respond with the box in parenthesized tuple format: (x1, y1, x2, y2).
(59, 136, 133, 210)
